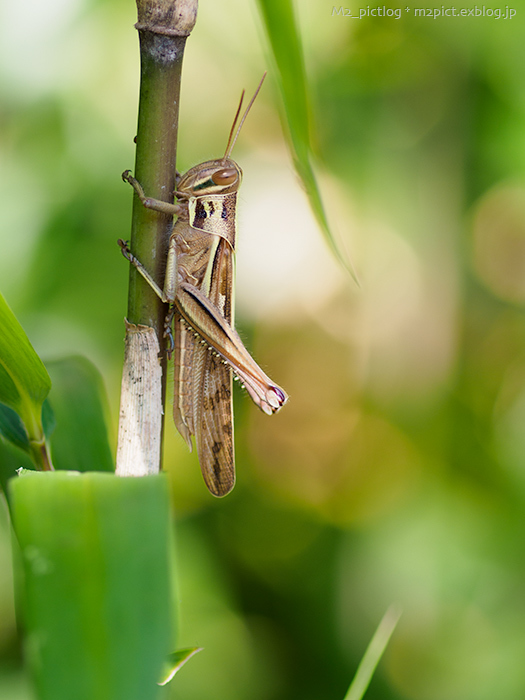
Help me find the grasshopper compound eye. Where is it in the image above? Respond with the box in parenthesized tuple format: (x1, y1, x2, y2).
(211, 168, 238, 186)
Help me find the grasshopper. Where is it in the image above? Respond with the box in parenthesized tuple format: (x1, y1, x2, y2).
(119, 75, 288, 497)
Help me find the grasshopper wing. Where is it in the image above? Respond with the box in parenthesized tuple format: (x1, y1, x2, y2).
(172, 232, 235, 497)
(192, 238, 235, 496)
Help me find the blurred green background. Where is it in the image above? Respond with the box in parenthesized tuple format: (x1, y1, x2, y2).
(1, 0, 525, 698)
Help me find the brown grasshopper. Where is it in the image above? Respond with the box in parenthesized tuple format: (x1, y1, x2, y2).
(119, 75, 287, 497)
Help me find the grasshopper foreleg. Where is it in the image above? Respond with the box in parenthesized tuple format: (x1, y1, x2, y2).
(122, 170, 182, 216)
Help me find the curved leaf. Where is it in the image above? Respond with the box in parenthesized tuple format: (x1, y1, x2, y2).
(0, 400, 55, 454)
(256, 0, 356, 279)
(0, 292, 52, 469)
(0, 404, 30, 452)
(0, 292, 51, 413)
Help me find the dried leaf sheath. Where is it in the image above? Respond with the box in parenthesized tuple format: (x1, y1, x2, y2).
(116, 322, 163, 476)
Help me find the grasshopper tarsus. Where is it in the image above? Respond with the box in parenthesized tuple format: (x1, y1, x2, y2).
(123, 170, 182, 216)
(118, 239, 138, 268)
(122, 170, 144, 198)
(118, 238, 131, 258)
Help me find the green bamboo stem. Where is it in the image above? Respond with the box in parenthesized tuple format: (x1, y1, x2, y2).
(127, 35, 182, 333)
(117, 1, 197, 476)
(128, 1, 197, 342)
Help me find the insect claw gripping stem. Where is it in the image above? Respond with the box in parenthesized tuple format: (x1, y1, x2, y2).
(122, 170, 149, 205)
(118, 239, 133, 262)
(122, 169, 182, 216)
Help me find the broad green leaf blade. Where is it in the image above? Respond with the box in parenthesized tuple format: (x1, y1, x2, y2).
(46, 357, 114, 473)
(0, 292, 52, 469)
(343, 604, 402, 700)
(256, 0, 355, 278)
(9, 471, 174, 700)
(158, 647, 202, 686)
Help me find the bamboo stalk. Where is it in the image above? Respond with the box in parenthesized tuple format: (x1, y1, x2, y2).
(116, 0, 198, 476)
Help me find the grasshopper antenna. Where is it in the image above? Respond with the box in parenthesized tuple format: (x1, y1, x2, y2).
(223, 90, 245, 162)
(222, 72, 267, 162)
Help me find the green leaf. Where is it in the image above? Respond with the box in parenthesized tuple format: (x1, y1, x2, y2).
(343, 604, 402, 700)
(46, 356, 114, 472)
(0, 292, 52, 470)
(0, 399, 55, 454)
(0, 292, 51, 415)
(256, 0, 356, 279)
(42, 397, 56, 438)
(158, 647, 202, 686)
(0, 399, 54, 494)
(9, 471, 174, 700)
(0, 404, 30, 452)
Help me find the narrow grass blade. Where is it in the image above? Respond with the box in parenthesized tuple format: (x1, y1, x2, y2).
(256, 0, 356, 280)
(343, 604, 402, 700)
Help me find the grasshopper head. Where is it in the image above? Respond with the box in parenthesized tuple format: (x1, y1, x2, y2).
(178, 159, 243, 197)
